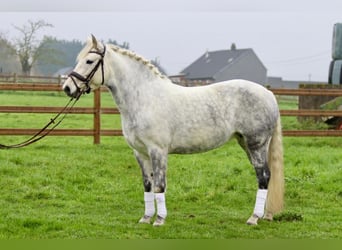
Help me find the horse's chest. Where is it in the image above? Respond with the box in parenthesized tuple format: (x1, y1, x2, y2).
(121, 118, 154, 154)
(122, 121, 142, 145)
(123, 129, 147, 153)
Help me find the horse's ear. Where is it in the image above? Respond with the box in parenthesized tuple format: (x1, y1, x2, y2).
(91, 34, 98, 49)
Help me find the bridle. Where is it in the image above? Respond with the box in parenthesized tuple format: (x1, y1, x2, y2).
(68, 44, 106, 96)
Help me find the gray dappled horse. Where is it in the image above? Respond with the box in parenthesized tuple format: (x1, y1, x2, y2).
(63, 35, 284, 226)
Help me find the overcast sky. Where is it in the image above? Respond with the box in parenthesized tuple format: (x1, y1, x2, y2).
(1, 0, 342, 81)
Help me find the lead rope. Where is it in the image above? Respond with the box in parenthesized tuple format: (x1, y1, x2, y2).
(0, 96, 79, 149)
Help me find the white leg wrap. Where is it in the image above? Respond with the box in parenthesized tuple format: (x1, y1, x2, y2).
(253, 189, 268, 218)
(143, 192, 155, 217)
(155, 193, 167, 218)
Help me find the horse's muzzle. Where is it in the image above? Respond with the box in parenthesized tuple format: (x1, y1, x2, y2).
(63, 85, 80, 99)
(63, 83, 91, 100)
(63, 85, 77, 98)
(63, 85, 72, 97)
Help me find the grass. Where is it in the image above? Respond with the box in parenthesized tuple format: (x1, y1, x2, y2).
(0, 92, 341, 239)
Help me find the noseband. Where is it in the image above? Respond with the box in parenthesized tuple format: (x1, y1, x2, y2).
(68, 45, 106, 95)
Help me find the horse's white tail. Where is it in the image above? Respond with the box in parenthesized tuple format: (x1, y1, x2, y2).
(266, 117, 284, 217)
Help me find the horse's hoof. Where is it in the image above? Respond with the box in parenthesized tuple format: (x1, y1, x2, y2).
(139, 215, 152, 224)
(153, 216, 165, 226)
(263, 212, 273, 221)
(246, 214, 259, 225)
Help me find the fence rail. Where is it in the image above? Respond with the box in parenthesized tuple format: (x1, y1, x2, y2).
(0, 73, 64, 84)
(0, 106, 120, 114)
(271, 88, 342, 96)
(0, 83, 62, 91)
(1, 81, 342, 143)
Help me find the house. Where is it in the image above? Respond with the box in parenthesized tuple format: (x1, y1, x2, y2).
(171, 44, 267, 86)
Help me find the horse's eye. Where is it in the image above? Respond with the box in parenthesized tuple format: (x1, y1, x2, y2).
(86, 60, 94, 64)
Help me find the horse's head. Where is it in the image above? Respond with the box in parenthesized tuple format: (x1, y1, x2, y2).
(63, 35, 106, 99)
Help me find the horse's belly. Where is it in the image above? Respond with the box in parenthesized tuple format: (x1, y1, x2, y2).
(169, 128, 231, 154)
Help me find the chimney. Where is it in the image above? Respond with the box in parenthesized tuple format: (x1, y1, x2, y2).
(231, 43, 236, 50)
(205, 48, 209, 58)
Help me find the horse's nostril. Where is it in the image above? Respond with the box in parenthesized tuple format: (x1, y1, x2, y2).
(64, 86, 71, 96)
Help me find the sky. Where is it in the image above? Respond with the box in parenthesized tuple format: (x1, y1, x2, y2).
(1, 0, 342, 82)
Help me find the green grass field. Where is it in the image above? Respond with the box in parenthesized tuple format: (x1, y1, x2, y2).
(0, 91, 341, 239)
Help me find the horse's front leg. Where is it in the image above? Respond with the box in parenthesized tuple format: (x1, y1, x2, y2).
(150, 148, 168, 226)
(135, 149, 168, 226)
(134, 151, 155, 224)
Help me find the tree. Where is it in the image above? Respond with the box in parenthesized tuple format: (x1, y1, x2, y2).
(10, 19, 53, 75)
(0, 32, 20, 73)
(35, 38, 84, 75)
(107, 39, 130, 49)
(151, 57, 168, 76)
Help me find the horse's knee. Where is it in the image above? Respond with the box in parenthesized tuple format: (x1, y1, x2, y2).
(134, 151, 154, 192)
(153, 183, 166, 193)
(140, 169, 153, 192)
(143, 178, 153, 192)
(151, 165, 166, 193)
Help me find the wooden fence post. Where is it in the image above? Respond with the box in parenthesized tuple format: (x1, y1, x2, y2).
(93, 88, 101, 144)
(58, 75, 62, 84)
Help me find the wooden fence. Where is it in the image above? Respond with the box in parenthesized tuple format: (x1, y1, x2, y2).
(0, 73, 64, 84)
(0, 82, 122, 144)
(1, 80, 342, 144)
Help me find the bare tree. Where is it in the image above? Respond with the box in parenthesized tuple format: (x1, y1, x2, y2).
(11, 19, 53, 75)
(0, 32, 19, 73)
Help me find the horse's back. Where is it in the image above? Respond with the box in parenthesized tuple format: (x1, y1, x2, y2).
(213, 79, 276, 103)
(213, 79, 279, 136)
(166, 79, 278, 154)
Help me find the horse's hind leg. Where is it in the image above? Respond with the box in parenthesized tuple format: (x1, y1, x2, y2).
(244, 137, 271, 225)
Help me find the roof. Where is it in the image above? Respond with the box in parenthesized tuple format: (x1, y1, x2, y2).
(180, 48, 252, 80)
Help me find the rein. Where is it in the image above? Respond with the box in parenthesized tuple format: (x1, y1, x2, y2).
(0, 96, 79, 149)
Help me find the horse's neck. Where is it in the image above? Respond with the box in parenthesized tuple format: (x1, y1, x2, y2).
(106, 51, 171, 113)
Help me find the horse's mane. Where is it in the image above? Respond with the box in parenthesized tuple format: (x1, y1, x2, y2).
(108, 44, 167, 79)
(76, 40, 166, 79)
